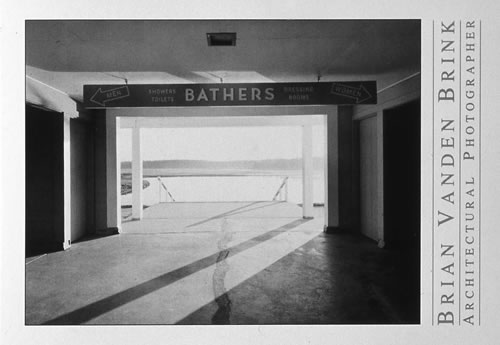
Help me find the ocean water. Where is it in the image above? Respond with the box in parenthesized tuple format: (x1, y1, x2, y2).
(121, 174, 325, 206)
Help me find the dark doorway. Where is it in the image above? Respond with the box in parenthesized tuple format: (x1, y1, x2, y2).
(383, 99, 421, 322)
(25, 105, 64, 256)
(383, 100, 420, 247)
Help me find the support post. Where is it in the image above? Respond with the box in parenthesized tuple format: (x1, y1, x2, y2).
(284, 178, 288, 202)
(132, 126, 143, 219)
(302, 124, 314, 218)
(324, 107, 340, 232)
(376, 110, 385, 247)
(63, 114, 71, 249)
(158, 177, 162, 203)
(105, 114, 121, 232)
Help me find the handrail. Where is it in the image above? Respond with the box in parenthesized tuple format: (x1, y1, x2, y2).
(157, 176, 176, 202)
(272, 176, 289, 201)
(156, 175, 292, 203)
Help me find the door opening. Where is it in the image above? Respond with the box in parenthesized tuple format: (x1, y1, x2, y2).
(118, 115, 326, 230)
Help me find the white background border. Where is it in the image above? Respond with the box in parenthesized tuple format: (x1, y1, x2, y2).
(2, 1, 500, 344)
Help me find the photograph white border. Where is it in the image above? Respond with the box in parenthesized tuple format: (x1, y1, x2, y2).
(2, 0, 500, 344)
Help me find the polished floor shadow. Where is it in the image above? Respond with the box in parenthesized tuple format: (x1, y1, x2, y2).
(40, 219, 310, 325)
(178, 232, 420, 325)
(26, 205, 418, 325)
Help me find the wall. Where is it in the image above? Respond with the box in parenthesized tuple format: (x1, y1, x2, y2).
(25, 105, 64, 255)
(353, 73, 421, 243)
(69, 107, 115, 239)
(70, 118, 96, 242)
(26, 77, 119, 250)
(325, 109, 339, 229)
(89, 109, 110, 233)
(83, 108, 122, 234)
(358, 115, 379, 241)
(337, 106, 355, 230)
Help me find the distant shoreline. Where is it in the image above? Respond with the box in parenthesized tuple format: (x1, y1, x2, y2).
(121, 168, 323, 178)
(121, 158, 325, 171)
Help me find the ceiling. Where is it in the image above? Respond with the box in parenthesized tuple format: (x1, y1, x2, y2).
(26, 20, 421, 102)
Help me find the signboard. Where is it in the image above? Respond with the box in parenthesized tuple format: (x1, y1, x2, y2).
(83, 81, 377, 108)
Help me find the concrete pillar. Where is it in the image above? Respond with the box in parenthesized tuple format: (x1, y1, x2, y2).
(325, 107, 339, 231)
(106, 114, 121, 232)
(323, 115, 329, 228)
(302, 124, 314, 218)
(324, 106, 357, 233)
(94, 111, 107, 233)
(62, 114, 71, 249)
(337, 106, 354, 230)
(132, 126, 143, 219)
(376, 110, 385, 246)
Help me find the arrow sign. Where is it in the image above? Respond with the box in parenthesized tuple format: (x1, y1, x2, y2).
(330, 83, 373, 103)
(84, 81, 376, 108)
(90, 86, 130, 106)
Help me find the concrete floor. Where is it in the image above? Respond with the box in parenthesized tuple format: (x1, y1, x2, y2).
(25, 202, 419, 325)
(121, 201, 323, 233)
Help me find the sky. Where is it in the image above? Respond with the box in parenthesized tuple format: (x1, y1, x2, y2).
(119, 125, 325, 162)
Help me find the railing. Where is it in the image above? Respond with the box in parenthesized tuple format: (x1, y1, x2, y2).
(272, 176, 289, 202)
(157, 176, 176, 202)
(155, 175, 291, 203)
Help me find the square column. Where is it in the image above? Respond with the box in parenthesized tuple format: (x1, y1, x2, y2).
(132, 126, 143, 219)
(324, 107, 339, 232)
(63, 114, 71, 249)
(376, 110, 384, 246)
(302, 124, 314, 218)
(105, 114, 121, 232)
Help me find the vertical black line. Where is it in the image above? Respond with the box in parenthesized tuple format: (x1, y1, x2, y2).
(24, 19, 27, 326)
(478, 19, 482, 327)
(432, 20, 435, 326)
(458, 20, 462, 325)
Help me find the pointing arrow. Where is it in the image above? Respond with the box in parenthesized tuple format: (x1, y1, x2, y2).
(90, 86, 130, 106)
(330, 83, 373, 103)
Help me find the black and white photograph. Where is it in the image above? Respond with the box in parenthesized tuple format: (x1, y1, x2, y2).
(24, 19, 421, 325)
(2, 0, 500, 344)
